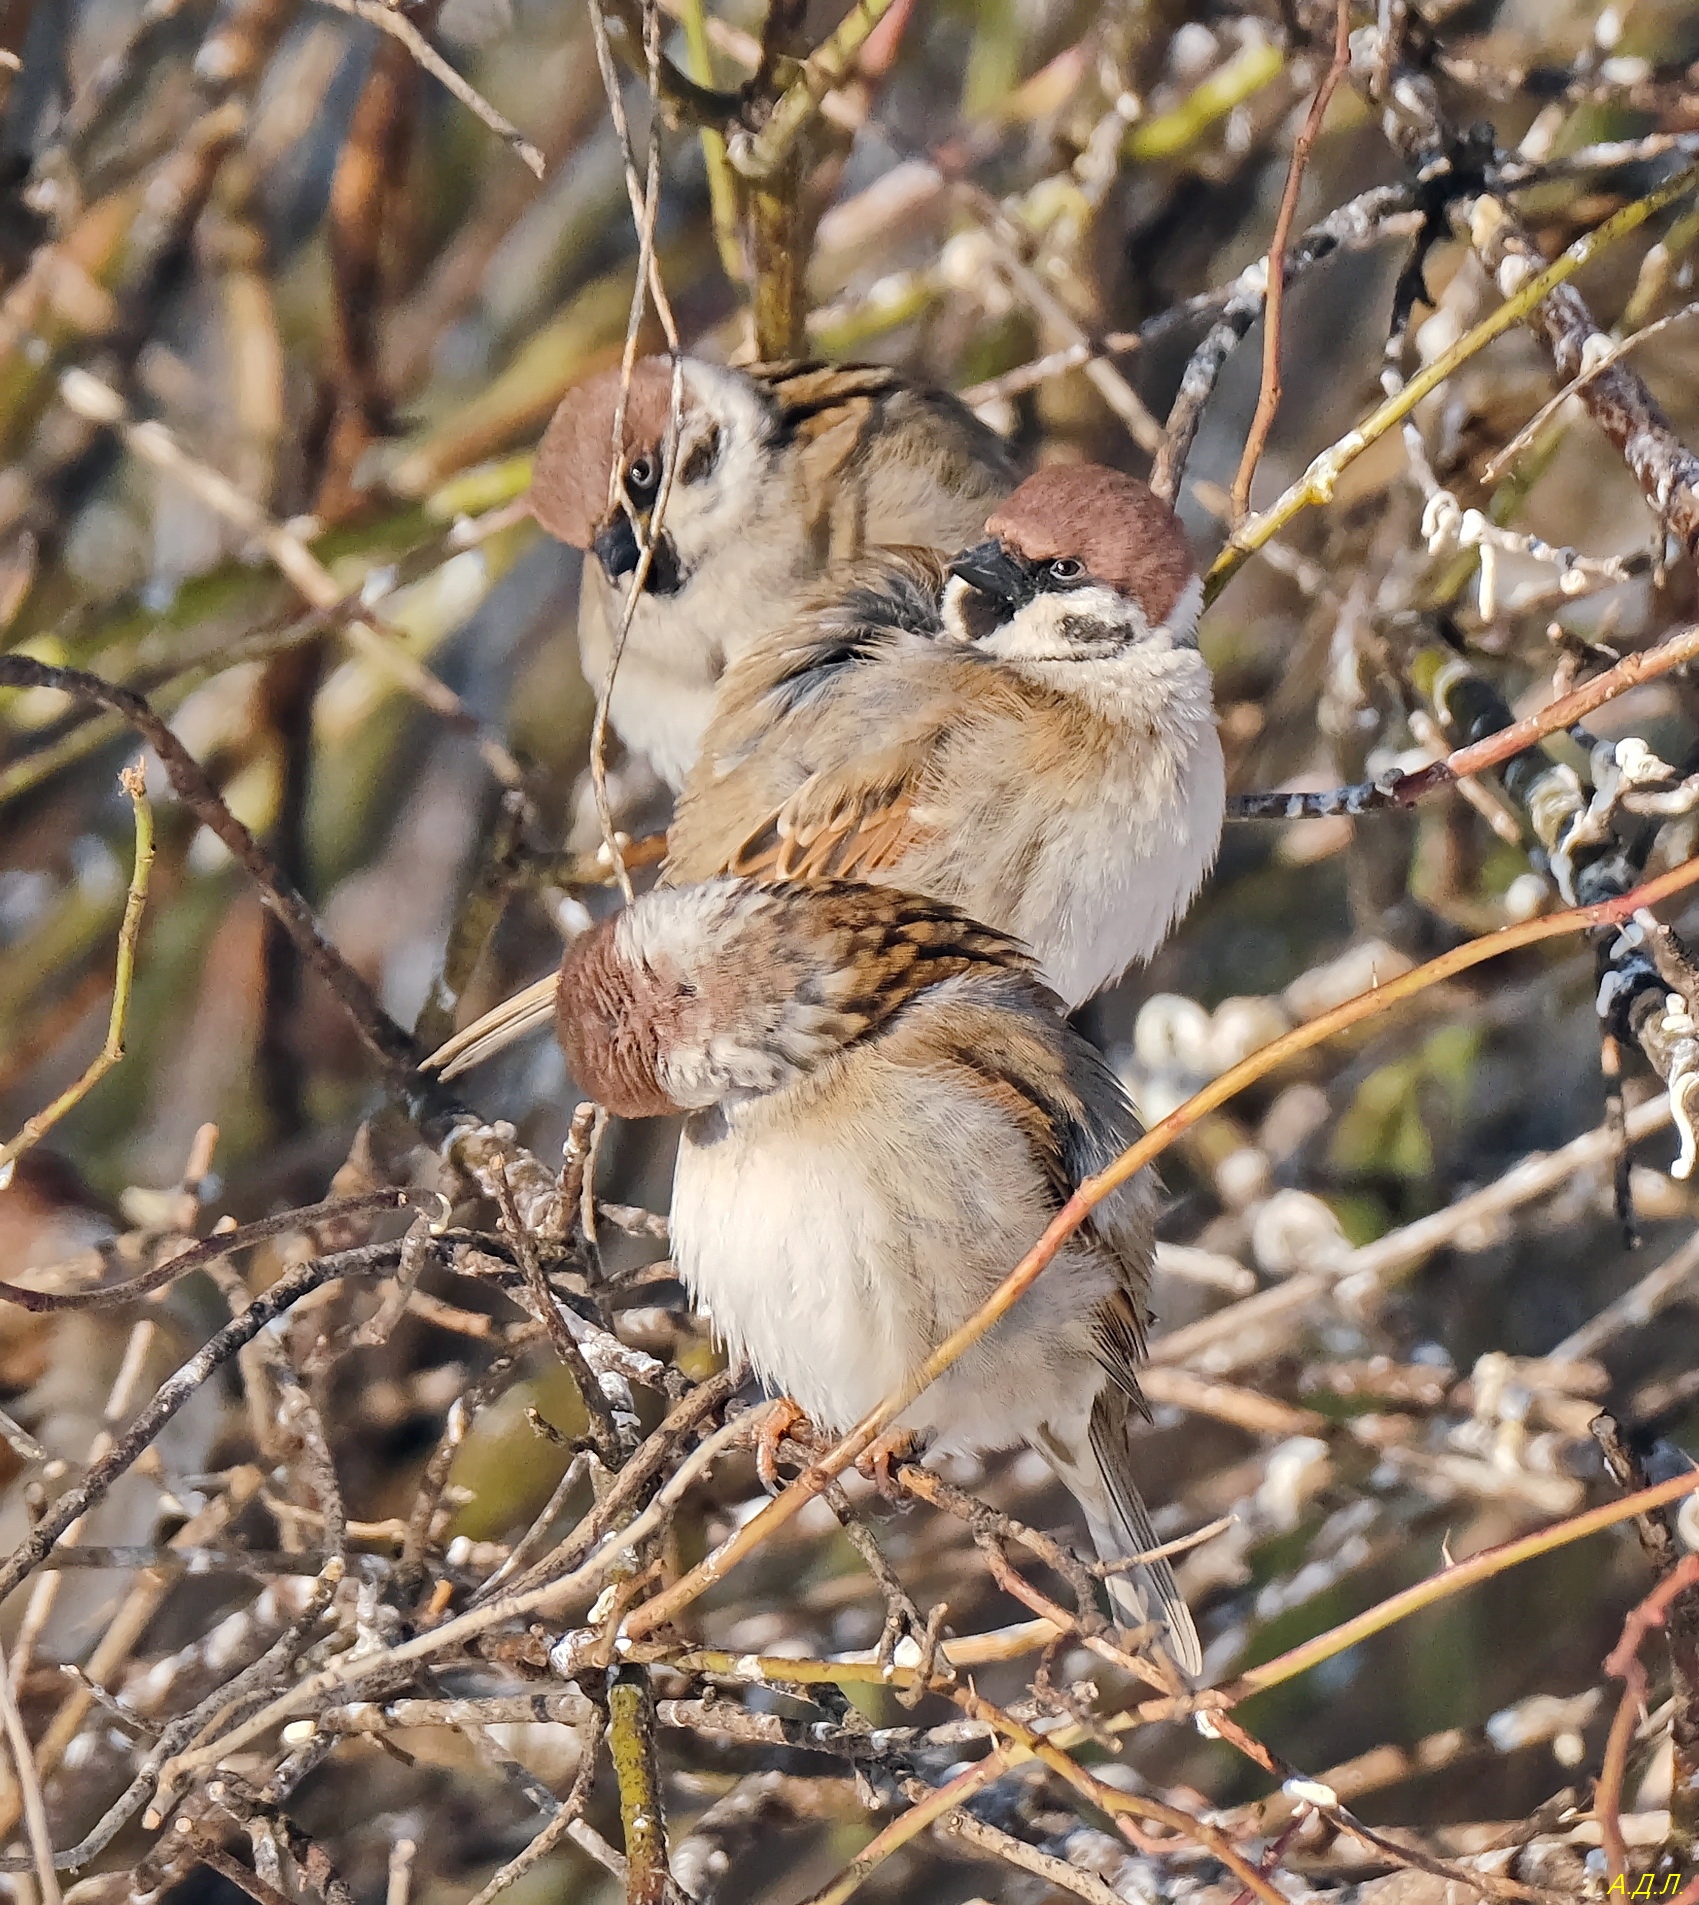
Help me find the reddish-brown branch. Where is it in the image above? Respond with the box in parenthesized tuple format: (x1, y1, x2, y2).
(1231, 617, 1699, 820)
(1229, 0, 1352, 522)
(628, 850, 1699, 1643)
(1597, 1554, 1699, 1881)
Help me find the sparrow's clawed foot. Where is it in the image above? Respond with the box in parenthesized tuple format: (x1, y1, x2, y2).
(755, 1396, 809, 1494)
(856, 1426, 926, 1504)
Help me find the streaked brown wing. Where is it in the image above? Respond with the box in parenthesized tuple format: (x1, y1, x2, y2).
(669, 553, 960, 886)
(723, 751, 934, 883)
(746, 361, 906, 418)
(746, 362, 899, 557)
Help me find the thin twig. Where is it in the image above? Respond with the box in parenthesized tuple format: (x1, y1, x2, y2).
(956, 182, 1165, 456)
(1598, 1555, 1699, 1880)
(310, 0, 544, 176)
(1468, 191, 1699, 557)
(0, 760, 153, 1178)
(1229, 0, 1352, 522)
(1208, 157, 1699, 604)
(1228, 1472, 1699, 1705)
(921, 1793, 1128, 1905)
(54, 369, 525, 789)
(461, 1740, 603, 1905)
(1228, 616, 1699, 820)
(0, 1244, 402, 1615)
(145, 1402, 768, 1781)
(1482, 298, 1699, 483)
(797, 1470, 1699, 1905)
(675, 0, 743, 283)
(926, 1685, 1290, 1905)
(585, 0, 686, 899)
(625, 850, 1699, 1642)
(0, 1191, 409, 1314)
(493, 1162, 624, 1466)
(1153, 185, 1421, 505)
(0, 656, 419, 1080)
(729, 0, 903, 183)
(190, 1839, 297, 1905)
(0, 1653, 61, 1905)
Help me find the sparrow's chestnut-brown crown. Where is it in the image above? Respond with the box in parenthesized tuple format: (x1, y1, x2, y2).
(529, 359, 693, 551)
(984, 465, 1195, 628)
(944, 466, 1200, 659)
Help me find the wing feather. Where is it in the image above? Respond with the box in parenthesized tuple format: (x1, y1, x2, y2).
(666, 550, 960, 886)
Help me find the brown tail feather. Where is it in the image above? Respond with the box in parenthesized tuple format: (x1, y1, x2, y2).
(1074, 1389, 1203, 1679)
(423, 972, 558, 1079)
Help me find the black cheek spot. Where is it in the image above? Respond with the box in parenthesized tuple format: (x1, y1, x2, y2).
(645, 534, 685, 596)
(1055, 614, 1123, 652)
(955, 588, 1007, 646)
(677, 422, 722, 486)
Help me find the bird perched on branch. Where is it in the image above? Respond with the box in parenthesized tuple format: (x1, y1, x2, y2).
(530, 355, 1017, 789)
(426, 876, 1202, 1677)
(666, 463, 1224, 1007)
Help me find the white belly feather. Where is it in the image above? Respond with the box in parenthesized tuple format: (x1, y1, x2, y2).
(670, 1062, 1120, 1451)
(673, 1123, 913, 1430)
(1018, 722, 1225, 1004)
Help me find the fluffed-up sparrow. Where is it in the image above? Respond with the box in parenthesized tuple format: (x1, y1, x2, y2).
(664, 463, 1224, 1008)
(530, 356, 1017, 789)
(426, 876, 1202, 1675)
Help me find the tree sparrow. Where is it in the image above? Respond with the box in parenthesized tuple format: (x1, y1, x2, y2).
(530, 356, 1018, 789)
(426, 877, 1202, 1676)
(664, 464, 1224, 1008)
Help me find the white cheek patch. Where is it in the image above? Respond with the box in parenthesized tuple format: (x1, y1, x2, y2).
(659, 1038, 785, 1108)
(1164, 572, 1203, 649)
(939, 573, 1001, 644)
(666, 364, 778, 549)
(977, 584, 1147, 660)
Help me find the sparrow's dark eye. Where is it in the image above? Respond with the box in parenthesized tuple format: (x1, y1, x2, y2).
(625, 454, 660, 502)
(1046, 557, 1084, 583)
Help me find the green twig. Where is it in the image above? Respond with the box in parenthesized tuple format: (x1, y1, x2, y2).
(748, 158, 807, 357)
(1123, 38, 1286, 163)
(729, 0, 901, 183)
(677, 0, 745, 285)
(1205, 155, 1699, 606)
(608, 1668, 673, 1905)
(0, 760, 153, 1182)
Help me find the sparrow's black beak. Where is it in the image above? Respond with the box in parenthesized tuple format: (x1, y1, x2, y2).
(591, 514, 684, 595)
(949, 539, 1031, 613)
(592, 512, 641, 580)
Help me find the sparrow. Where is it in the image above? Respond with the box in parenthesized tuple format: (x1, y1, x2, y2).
(664, 463, 1224, 1009)
(530, 356, 1018, 790)
(426, 876, 1203, 1676)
